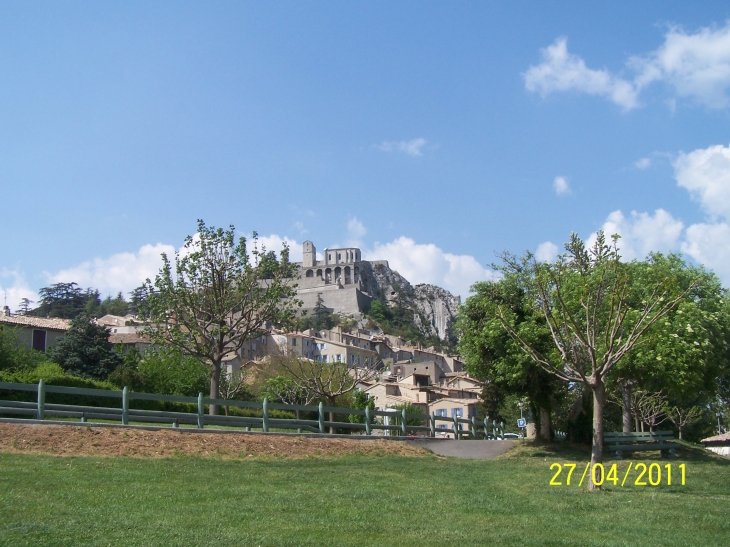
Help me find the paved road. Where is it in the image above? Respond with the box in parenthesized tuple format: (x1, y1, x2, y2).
(406, 439, 517, 459)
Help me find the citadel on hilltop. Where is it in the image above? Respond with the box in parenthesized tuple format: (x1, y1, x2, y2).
(294, 240, 380, 317)
(292, 240, 461, 344)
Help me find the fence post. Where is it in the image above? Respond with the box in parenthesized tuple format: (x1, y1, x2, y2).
(401, 408, 407, 436)
(453, 413, 459, 440)
(197, 393, 204, 429)
(500, 421, 505, 439)
(365, 406, 371, 436)
(318, 402, 325, 434)
(471, 415, 477, 439)
(36, 379, 45, 420)
(484, 415, 489, 439)
(430, 412, 436, 437)
(262, 398, 269, 433)
(122, 386, 129, 426)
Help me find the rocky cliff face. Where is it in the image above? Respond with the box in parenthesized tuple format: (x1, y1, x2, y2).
(357, 260, 460, 342)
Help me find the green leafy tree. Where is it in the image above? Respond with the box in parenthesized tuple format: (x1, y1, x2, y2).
(612, 254, 730, 435)
(389, 402, 424, 435)
(493, 232, 688, 489)
(33, 282, 87, 319)
(0, 326, 48, 371)
(143, 220, 301, 414)
(458, 278, 562, 440)
(129, 285, 152, 318)
(299, 293, 338, 331)
(137, 348, 209, 396)
(15, 298, 34, 315)
(349, 389, 375, 424)
(48, 314, 122, 379)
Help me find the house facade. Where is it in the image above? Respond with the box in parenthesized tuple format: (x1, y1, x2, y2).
(0, 308, 70, 353)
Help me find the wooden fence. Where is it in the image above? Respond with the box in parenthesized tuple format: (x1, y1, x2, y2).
(0, 380, 507, 440)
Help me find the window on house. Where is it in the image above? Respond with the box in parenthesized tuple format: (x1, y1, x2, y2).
(32, 330, 47, 352)
(451, 408, 463, 418)
(292, 338, 297, 346)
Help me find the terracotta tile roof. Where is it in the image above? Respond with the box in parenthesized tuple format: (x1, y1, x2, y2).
(0, 314, 71, 331)
(700, 432, 730, 444)
(96, 315, 130, 327)
(429, 397, 480, 404)
(109, 333, 151, 344)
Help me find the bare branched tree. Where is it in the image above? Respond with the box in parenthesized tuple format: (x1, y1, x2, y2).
(666, 405, 703, 440)
(633, 390, 668, 432)
(280, 354, 378, 433)
(219, 367, 251, 416)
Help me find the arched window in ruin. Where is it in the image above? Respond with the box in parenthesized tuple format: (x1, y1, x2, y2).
(344, 266, 351, 284)
(317, 269, 323, 279)
(354, 266, 360, 283)
(305, 269, 314, 278)
(325, 268, 332, 284)
(335, 267, 342, 283)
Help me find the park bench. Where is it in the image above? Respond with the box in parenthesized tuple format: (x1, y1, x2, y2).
(604, 430, 680, 459)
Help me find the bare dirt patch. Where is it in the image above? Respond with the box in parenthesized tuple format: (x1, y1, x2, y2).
(0, 422, 429, 460)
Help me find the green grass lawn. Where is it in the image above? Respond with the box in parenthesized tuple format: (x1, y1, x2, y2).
(1, 442, 728, 547)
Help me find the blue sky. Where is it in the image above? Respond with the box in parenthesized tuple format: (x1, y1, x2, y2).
(3, 1, 730, 308)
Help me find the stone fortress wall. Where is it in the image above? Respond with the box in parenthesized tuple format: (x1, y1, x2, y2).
(295, 241, 373, 315)
(294, 241, 460, 342)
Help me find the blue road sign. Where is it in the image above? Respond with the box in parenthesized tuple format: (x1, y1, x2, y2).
(517, 418, 527, 428)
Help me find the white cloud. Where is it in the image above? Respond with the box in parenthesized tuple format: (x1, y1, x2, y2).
(47, 243, 177, 298)
(365, 237, 498, 298)
(376, 138, 427, 157)
(524, 37, 639, 110)
(591, 209, 684, 261)
(255, 235, 302, 262)
(535, 241, 559, 263)
(630, 23, 730, 109)
(674, 143, 730, 219)
(42, 234, 304, 300)
(635, 157, 652, 169)
(0, 269, 38, 312)
(681, 222, 730, 280)
(553, 176, 571, 195)
(346, 217, 367, 248)
(526, 22, 730, 110)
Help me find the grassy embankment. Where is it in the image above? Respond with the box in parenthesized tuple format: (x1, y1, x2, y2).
(1, 441, 728, 547)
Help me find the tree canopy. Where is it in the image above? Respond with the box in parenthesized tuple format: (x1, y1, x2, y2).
(490, 232, 690, 488)
(143, 220, 301, 414)
(48, 314, 122, 379)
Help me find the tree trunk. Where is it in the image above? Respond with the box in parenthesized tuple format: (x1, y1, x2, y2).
(209, 361, 221, 416)
(539, 407, 551, 441)
(589, 380, 605, 491)
(634, 414, 640, 433)
(621, 382, 632, 433)
(328, 397, 336, 434)
(678, 426, 684, 440)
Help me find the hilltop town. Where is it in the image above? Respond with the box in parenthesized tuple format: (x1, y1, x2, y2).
(0, 240, 479, 431)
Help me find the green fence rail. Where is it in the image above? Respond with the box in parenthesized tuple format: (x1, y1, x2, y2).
(0, 381, 508, 440)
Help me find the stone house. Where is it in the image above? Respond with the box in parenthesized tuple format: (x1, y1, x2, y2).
(0, 307, 70, 353)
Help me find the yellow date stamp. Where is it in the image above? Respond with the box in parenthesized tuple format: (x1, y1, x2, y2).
(549, 462, 686, 487)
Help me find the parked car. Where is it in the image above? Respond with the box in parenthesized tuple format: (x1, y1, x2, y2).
(503, 433, 520, 439)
